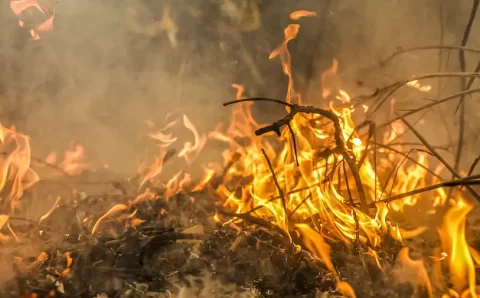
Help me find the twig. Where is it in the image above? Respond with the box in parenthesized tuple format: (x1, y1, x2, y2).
(369, 72, 480, 115)
(217, 207, 290, 239)
(461, 154, 480, 191)
(261, 149, 288, 227)
(387, 142, 452, 152)
(467, 154, 480, 176)
(349, 73, 480, 111)
(453, 0, 480, 179)
(399, 116, 480, 202)
(380, 45, 480, 65)
(224, 97, 293, 108)
(288, 193, 312, 219)
(373, 88, 480, 132)
(347, 120, 375, 168)
(287, 123, 299, 166)
(342, 160, 360, 253)
(387, 149, 432, 198)
(368, 174, 480, 207)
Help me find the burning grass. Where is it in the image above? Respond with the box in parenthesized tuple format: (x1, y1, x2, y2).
(2, 6, 480, 298)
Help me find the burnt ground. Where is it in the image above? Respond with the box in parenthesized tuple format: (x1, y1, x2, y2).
(0, 180, 444, 298)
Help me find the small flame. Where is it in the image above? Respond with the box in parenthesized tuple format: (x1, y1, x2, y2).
(61, 251, 72, 276)
(407, 80, 432, 92)
(289, 10, 317, 20)
(296, 224, 356, 297)
(177, 115, 207, 164)
(397, 247, 434, 298)
(91, 204, 128, 235)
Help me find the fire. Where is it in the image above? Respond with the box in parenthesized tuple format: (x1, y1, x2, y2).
(289, 10, 318, 20)
(438, 199, 477, 297)
(3, 7, 480, 297)
(133, 18, 480, 297)
(45, 142, 93, 176)
(0, 122, 39, 208)
(10, 0, 55, 40)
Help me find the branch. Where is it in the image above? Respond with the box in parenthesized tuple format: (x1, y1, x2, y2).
(453, 0, 480, 177)
(261, 148, 288, 229)
(399, 116, 480, 202)
(257, 103, 370, 214)
(380, 45, 480, 66)
(368, 174, 480, 207)
(373, 88, 480, 132)
(369, 72, 480, 115)
(350, 72, 480, 111)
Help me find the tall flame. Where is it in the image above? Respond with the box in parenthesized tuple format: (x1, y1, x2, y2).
(0, 122, 39, 208)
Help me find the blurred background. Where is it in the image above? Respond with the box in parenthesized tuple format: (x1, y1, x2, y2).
(0, 0, 479, 176)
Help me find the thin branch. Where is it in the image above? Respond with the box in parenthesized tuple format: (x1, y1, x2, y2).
(342, 160, 360, 253)
(374, 142, 442, 179)
(288, 193, 312, 219)
(350, 73, 480, 111)
(461, 154, 480, 191)
(467, 154, 480, 176)
(368, 174, 480, 207)
(261, 149, 288, 227)
(217, 207, 290, 239)
(386, 149, 433, 199)
(373, 88, 480, 132)
(223, 97, 293, 108)
(400, 116, 480, 202)
(380, 45, 480, 65)
(369, 72, 480, 115)
(453, 0, 480, 177)
(287, 123, 299, 166)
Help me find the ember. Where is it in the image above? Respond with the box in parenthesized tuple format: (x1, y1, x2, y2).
(2, 2, 480, 298)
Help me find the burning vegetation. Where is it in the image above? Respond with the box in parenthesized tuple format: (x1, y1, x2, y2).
(2, 1, 480, 298)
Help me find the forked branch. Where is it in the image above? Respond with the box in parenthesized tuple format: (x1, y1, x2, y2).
(224, 100, 370, 214)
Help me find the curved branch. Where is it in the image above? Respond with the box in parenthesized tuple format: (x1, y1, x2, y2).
(380, 45, 480, 66)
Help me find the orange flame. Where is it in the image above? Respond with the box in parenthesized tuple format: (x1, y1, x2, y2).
(397, 247, 434, 298)
(289, 10, 318, 20)
(0, 122, 39, 206)
(438, 199, 477, 297)
(296, 224, 356, 297)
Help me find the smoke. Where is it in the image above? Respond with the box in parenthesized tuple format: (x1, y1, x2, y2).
(1, 0, 479, 175)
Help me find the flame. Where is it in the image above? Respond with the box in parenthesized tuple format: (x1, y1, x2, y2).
(177, 115, 207, 164)
(289, 10, 318, 20)
(0, 122, 39, 207)
(296, 224, 356, 297)
(270, 24, 301, 104)
(61, 251, 72, 276)
(91, 204, 128, 235)
(407, 80, 432, 92)
(321, 59, 339, 98)
(397, 247, 434, 298)
(438, 198, 477, 297)
(3, 9, 479, 296)
(46, 142, 93, 176)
